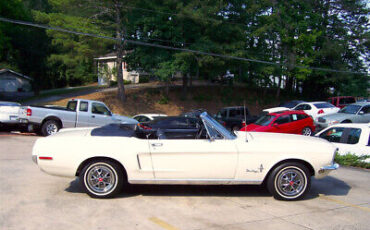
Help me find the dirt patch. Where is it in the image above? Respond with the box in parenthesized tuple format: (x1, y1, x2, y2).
(48, 85, 281, 116)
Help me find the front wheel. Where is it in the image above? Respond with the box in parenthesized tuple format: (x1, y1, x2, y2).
(267, 162, 311, 200)
(302, 127, 312, 136)
(80, 160, 124, 198)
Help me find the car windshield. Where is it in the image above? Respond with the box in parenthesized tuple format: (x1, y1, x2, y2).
(314, 102, 335, 108)
(200, 112, 236, 139)
(255, 115, 276, 126)
(279, 101, 304, 108)
(339, 105, 361, 114)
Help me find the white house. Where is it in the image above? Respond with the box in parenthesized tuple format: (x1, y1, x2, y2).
(95, 53, 147, 85)
(0, 69, 32, 93)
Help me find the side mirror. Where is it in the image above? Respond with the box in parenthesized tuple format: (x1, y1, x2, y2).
(359, 111, 364, 115)
(272, 123, 279, 127)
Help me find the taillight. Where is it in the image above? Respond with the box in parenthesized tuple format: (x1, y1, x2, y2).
(223, 122, 226, 127)
(138, 123, 152, 130)
(39, 156, 53, 160)
(318, 109, 324, 114)
(26, 108, 32, 116)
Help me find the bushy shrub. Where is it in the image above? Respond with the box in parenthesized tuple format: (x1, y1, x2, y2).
(139, 76, 150, 83)
(335, 153, 370, 169)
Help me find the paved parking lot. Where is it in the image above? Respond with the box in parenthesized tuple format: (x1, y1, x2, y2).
(0, 132, 369, 230)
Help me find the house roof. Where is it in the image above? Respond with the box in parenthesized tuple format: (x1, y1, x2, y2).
(94, 51, 132, 61)
(0, 69, 33, 81)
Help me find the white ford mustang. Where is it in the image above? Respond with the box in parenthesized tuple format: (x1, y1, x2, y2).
(32, 112, 338, 200)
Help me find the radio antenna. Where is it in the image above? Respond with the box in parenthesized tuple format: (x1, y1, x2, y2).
(244, 100, 248, 142)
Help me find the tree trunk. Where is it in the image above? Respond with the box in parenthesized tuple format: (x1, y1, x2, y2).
(115, 1, 126, 103)
(182, 73, 188, 99)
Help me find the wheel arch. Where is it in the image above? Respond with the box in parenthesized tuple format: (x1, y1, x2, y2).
(75, 156, 128, 179)
(262, 158, 315, 185)
(41, 116, 63, 128)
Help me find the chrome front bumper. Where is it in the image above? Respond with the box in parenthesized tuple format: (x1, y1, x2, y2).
(319, 163, 339, 174)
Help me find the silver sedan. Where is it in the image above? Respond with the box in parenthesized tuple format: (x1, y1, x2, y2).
(315, 102, 370, 130)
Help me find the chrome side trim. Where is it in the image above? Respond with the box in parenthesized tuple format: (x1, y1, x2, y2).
(128, 179, 263, 185)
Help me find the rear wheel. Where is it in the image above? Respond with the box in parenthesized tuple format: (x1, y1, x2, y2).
(302, 127, 312, 136)
(41, 120, 60, 136)
(267, 162, 311, 200)
(80, 160, 124, 198)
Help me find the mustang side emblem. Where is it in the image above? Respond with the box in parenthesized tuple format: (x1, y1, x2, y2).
(246, 164, 264, 173)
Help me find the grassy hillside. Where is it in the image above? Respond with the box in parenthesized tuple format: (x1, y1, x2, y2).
(48, 85, 288, 116)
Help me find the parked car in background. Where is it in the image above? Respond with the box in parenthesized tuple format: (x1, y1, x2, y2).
(327, 96, 356, 109)
(263, 100, 306, 113)
(240, 111, 315, 136)
(215, 106, 258, 131)
(315, 124, 369, 161)
(133, 114, 167, 123)
(180, 109, 207, 118)
(315, 102, 370, 130)
(0, 101, 21, 130)
(279, 100, 307, 109)
(137, 116, 200, 139)
(32, 112, 338, 200)
(212, 70, 234, 84)
(292, 101, 340, 120)
(18, 99, 138, 136)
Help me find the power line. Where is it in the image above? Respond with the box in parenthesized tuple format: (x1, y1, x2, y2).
(0, 16, 367, 75)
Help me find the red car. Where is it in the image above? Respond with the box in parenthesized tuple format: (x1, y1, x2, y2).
(240, 110, 315, 136)
(327, 96, 356, 109)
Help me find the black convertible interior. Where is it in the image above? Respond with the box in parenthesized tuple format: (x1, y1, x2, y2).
(90, 123, 209, 140)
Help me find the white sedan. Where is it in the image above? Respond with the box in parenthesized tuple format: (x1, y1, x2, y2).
(132, 113, 167, 122)
(292, 101, 340, 120)
(315, 123, 369, 160)
(32, 112, 338, 200)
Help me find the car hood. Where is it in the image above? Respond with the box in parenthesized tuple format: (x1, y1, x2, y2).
(321, 112, 352, 121)
(112, 114, 139, 124)
(246, 124, 269, 132)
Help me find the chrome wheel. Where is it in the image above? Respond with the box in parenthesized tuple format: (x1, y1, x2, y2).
(275, 167, 307, 199)
(85, 163, 116, 194)
(302, 127, 312, 136)
(46, 123, 58, 135)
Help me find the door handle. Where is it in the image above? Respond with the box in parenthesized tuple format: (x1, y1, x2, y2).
(151, 143, 163, 147)
(91, 115, 95, 118)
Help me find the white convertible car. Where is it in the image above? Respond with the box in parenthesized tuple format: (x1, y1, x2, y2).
(32, 112, 338, 200)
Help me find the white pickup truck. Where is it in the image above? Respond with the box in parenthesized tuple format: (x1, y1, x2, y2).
(18, 99, 138, 136)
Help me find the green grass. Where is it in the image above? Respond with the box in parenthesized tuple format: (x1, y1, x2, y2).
(335, 153, 370, 169)
(20, 85, 104, 103)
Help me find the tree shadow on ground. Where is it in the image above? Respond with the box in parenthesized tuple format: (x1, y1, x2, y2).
(65, 175, 350, 200)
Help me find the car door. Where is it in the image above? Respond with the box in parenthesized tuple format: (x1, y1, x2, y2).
(76, 101, 91, 127)
(148, 122, 238, 180)
(270, 115, 293, 133)
(89, 102, 113, 126)
(289, 113, 303, 134)
(356, 105, 370, 123)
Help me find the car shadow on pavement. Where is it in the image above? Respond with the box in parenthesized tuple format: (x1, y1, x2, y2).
(65, 178, 271, 198)
(305, 176, 351, 200)
(65, 176, 350, 200)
